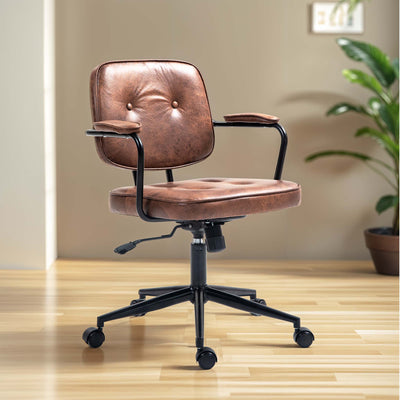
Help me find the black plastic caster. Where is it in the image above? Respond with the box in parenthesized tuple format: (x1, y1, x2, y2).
(196, 347, 217, 370)
(82, 327, 105, 348)
(130, 298, 146, 317)
(294, 327, 314, 348)
(251, 298, 267, 316)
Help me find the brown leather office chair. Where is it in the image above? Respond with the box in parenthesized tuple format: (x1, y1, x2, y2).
(83, 60, 314, 369)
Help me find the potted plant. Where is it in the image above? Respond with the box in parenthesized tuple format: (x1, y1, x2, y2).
(306, 37, 399, 275)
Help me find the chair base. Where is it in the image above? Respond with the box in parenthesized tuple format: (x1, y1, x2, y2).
(138, 284, 257, 299)
(83, 222, 314, 369)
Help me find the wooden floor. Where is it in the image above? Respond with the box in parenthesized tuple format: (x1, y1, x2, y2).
(0, 259, 398, 400)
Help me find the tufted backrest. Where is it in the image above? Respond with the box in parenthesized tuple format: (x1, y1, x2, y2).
(90, 60, 215, 170)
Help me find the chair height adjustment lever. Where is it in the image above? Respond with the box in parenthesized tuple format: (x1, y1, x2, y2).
(114, 224, 184, 255)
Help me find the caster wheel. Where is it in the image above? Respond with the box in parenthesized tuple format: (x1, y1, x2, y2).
(196, 347, 217, 370)
(82, 327, 105, 348)
(130, 298, 146, 317)
(251, 298, 267, 316)
(294, 327, 314, 348)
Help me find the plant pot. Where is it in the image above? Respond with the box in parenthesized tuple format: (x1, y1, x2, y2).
(364, 228, 399, 276)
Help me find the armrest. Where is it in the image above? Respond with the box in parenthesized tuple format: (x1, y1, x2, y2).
(86, 121, 165, 223)
(213, 116, 287, 180)
(93, 120, 141, 134)
(224, 113, 279, 124)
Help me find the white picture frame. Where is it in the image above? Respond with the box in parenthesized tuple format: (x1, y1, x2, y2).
(312, 2, 364, 34)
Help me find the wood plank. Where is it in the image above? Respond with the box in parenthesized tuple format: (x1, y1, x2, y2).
(0, 259, 398, 399)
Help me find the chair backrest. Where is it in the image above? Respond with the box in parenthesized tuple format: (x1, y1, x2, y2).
(90, 60, 215, 170)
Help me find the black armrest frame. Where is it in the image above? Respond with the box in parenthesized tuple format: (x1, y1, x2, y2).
(212, 121, 288, 180)
(87, 121, 288, 222)
(86, 129, 165, 222)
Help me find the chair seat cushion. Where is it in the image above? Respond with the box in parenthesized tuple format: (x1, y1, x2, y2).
(110, 178, 301, 221)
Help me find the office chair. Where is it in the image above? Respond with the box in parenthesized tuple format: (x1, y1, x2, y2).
(83, 60, 314, 369)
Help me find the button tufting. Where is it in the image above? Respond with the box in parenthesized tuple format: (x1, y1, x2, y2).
(126, 103, 133, 110)
(231, 181, 253, 185)
(171, 100, 179, 108)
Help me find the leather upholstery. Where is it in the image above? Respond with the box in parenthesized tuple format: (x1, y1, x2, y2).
(90, 60, 214, 170)
(94, 120, 141, 134)
(90, 60, 301, 222)
(224, 113, 279, 124)
(110, 178, 301, 221)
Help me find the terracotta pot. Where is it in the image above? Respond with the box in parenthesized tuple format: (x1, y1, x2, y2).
(364, 228, 399, 276)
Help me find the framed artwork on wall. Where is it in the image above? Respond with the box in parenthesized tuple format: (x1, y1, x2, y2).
(312, 2, 364, 34)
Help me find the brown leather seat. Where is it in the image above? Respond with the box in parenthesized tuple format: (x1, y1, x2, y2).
(110, 178, 301, 220)
(84, 61, 314, 368)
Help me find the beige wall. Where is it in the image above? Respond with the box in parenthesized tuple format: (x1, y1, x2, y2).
(0, 0, 56, 269)
(56, 0, 399, 260)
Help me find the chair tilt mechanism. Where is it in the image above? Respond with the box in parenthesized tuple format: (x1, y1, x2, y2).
(83, 60, 314, 369)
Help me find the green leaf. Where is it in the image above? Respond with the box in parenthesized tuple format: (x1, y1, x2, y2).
(379, 102, 399, 140)
(337, 37, 397, 88)
(342, 69, 391, 103)
(347, 0, 363, 16)
(332, 1, 347, 12)
(305, 149, 397, 188)
(331, 0, 364, 19)
(305, 149, 395, 171)
(326, 102, 367, 116)
(305, 150, 371, 162)
(367, 98, 399, 139)
(376, 195, 399, 214)
(331, 0, 349, 18)
(355, 127, 399, 160)
(393, 58, 399, 80)
(368, 97, 381, 115)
